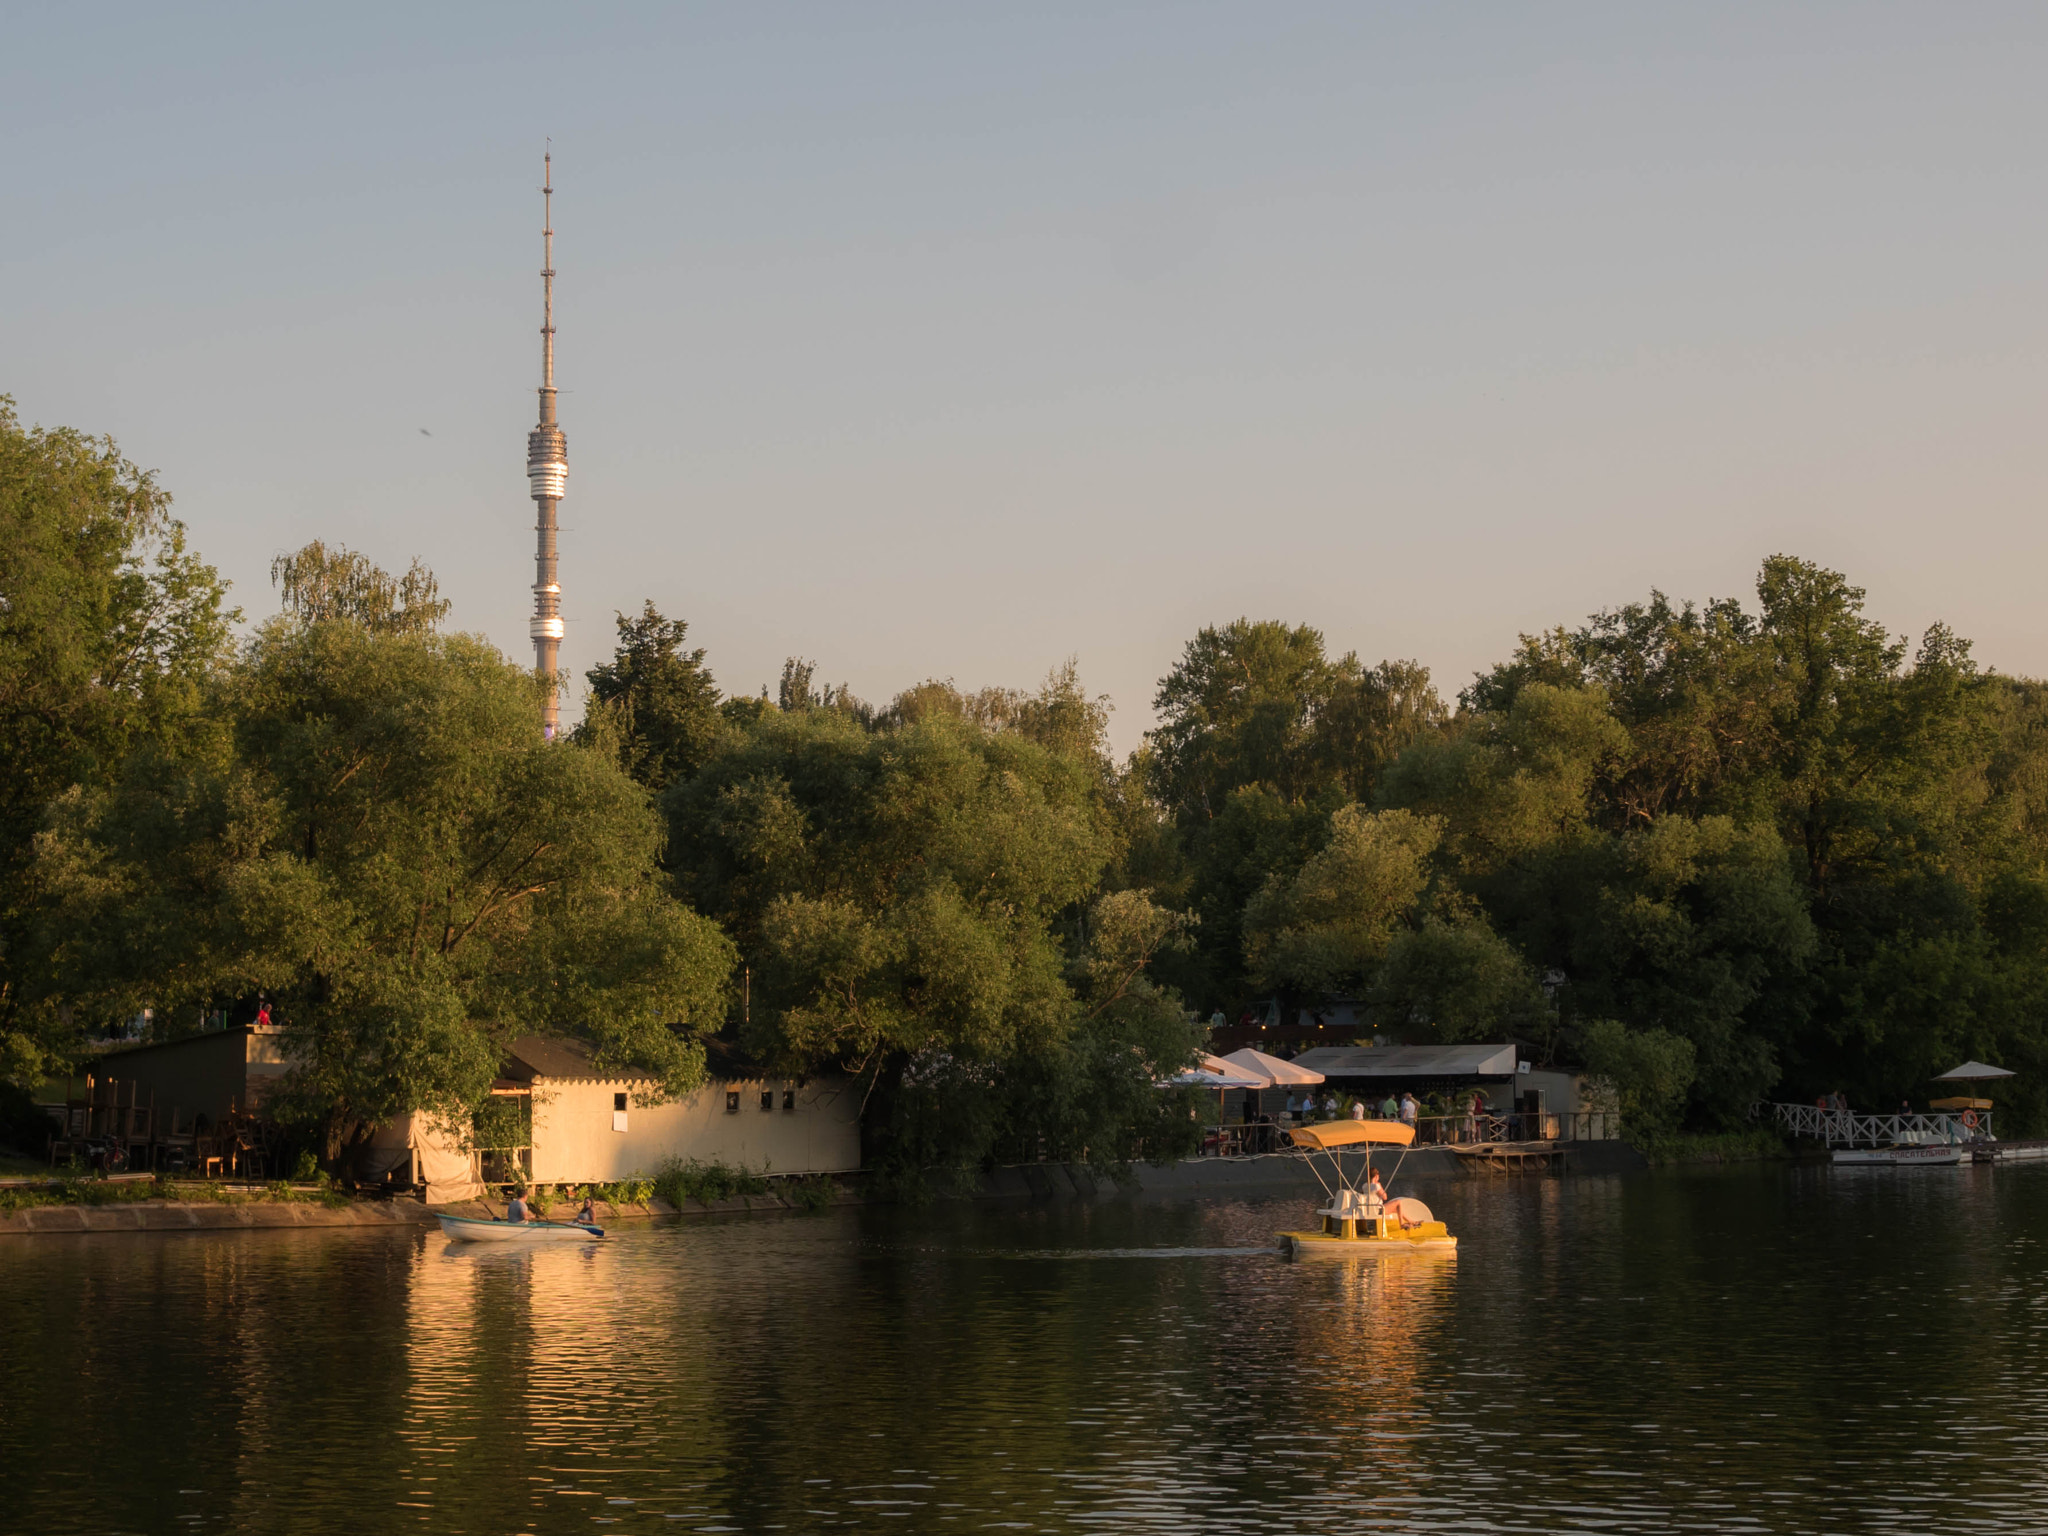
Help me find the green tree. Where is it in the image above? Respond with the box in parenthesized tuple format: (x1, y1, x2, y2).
(1242, 806, 1444, 996)
(37, 591, 735, 1162)
(271, 539, 449, 635)
(1549, 816, 1817, 1118)
(1240, 803, 1543, 1043)
(0, 399, 235, 1083)
(1148, 620, 1444, 825)
(875, 889, 1207, 1178)
(668, 706, 1106, 1069)
(1576, 1017, 1696, 1141)
(1317, 658, 1449, 802)
(1415, 556, 2023, 1122)
(1148, 619, 1340, 824)
(1380, 682, 1631, 876)
(578, 601, 725, 792)
(666, 675, 1198, 1174)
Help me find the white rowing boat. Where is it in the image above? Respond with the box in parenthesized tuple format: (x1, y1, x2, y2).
(437, 1213, 606, 1242)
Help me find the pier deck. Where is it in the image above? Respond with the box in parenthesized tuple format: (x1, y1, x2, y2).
(1450, 1141, 1570, 1172)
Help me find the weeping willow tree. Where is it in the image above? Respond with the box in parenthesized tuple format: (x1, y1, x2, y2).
(271, 539, 449, 636)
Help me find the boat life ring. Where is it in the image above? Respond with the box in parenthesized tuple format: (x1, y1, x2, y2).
(1962, 1109, 1979, 1129)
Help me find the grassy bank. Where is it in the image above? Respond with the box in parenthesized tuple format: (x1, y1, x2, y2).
(647, 1157, 839, 1213)
(0, 1175, 352, 1217)
(499, 1161, 844, 1220)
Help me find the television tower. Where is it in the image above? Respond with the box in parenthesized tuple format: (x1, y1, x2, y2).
(527, 149, 568, 737)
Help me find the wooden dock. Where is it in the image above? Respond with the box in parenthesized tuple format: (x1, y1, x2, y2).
(1451, 1141, 1569, 1172)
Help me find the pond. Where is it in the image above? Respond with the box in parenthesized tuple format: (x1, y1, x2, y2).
(3, 1163, 2046, 1533)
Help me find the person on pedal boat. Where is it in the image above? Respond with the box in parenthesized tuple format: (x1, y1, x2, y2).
(1365, 1167, 1416, 1229)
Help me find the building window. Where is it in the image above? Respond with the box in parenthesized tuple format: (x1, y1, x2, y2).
(613, 1092, 628, 1112)
(782, 1088, 796, 1111)
(725, 1090, 740, 1114)
(759, 1089, 774, 1112)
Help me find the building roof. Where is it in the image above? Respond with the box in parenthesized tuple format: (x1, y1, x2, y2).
(503, 1034, 783, 1085)
(504, 1035, 612, 1081)
(1290, 1043, 1519, 1079)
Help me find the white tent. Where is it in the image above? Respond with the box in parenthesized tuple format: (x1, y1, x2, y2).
(361, 1111, 484, 1204)
(1161, 1053, 1268, 1089)
(1219, 1047, 1325, 1087)
(1934, 1061, 2016, 1081)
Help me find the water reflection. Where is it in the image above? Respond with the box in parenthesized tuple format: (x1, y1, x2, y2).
(3, 1167, 2048, 1532)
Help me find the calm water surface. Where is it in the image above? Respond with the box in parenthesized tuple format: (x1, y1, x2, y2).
(4, 1165, 2047, 1534)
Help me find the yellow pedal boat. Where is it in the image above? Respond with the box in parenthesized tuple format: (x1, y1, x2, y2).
(1278, 1119, 1458, 1259)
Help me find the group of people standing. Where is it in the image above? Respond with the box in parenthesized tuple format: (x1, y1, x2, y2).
(1284, 1089, 1422, 1125)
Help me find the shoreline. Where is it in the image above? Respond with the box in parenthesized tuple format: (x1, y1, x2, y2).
(0, 1188, 858, 1236)
(1, 1140, 1651, 1236)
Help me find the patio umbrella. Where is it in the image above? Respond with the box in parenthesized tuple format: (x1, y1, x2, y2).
(1933, 1061, 2017, 1081)
(1160, 1053, 1268, 1089)
(1219, 1047, 1325, 1087)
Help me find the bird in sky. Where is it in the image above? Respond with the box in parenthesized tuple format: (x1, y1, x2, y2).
(419, 428, 432, 437)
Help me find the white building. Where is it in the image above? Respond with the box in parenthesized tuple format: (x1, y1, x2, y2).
(502, 1036, 862, 1188)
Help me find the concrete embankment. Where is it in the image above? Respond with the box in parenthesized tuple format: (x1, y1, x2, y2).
(0, 1197, 442, 1236)
(0, 1187, 859, 1237)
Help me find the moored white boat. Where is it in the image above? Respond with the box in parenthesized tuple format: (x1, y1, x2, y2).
(1831, 1146, 1967, 1167)
(437, 1213, 605, 1242)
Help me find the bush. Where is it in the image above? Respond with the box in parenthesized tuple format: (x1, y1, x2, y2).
(778, 1174, 838, 1213)
(652, 1156, 768, 1206)
(1577, 1018, 1697, 1140)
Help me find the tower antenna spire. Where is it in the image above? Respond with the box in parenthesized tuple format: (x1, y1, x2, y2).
(541, 141, 555, 400)
(527, 142, 568, 737)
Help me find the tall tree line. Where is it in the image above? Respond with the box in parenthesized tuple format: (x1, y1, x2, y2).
(1133, 566, 2048, 1134)
(5, 398, 2041, 1162)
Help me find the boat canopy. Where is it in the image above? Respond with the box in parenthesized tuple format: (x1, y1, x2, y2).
(1289, 1119, 1415, 1150)
(1930, 1096, 1994, 1111)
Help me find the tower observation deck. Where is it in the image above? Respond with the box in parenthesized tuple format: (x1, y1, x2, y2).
(528, 150, 568, 737)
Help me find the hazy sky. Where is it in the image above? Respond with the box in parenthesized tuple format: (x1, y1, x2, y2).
(8, 4, 2047, 752)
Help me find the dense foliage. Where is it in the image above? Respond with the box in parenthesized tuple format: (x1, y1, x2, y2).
(661, 671, 1206, 1177)
(0, 397, 235, 1083)
(5, 400, 2041, 1159)
(1142, 558, 2048, 1132)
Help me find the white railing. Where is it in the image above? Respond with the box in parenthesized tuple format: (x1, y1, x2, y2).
(1758, 1102, 1988, 1147)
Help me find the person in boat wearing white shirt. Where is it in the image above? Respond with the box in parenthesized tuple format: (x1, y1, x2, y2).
(1365, 1167, 1416, 1229)
(574, 1194, 596, 1226)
